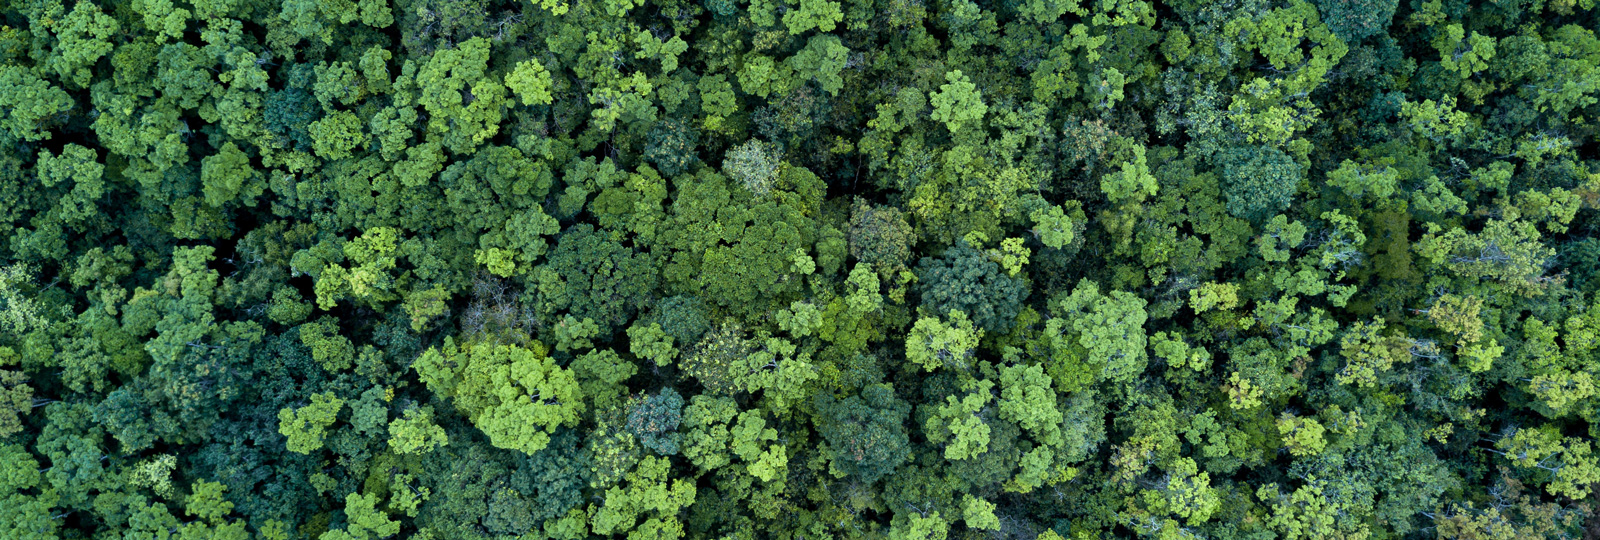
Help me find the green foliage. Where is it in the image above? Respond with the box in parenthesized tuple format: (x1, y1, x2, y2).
(388, 405, 448, 454)
(0, 66, 72, 141)
(1029, 205, 1076, 249)
(784, 0, 843, 34)
(414, 339, 583, 454)
(627, 322, 678, 367)
(962, 494, 1000, 530)
(278, 392, 344, 454)
(589, 456, 696, 539)
(1221, 146, 1300, 224)
(998, 363, 1062, 445)
(924, 379, 993, 460)
(682, 395, 738, 471)
(626, 389, 684, 455)
(930, 70, 987, 133)
(1325, 159, 1398, 201)
(730, 410, 788, 481)
(6, 1, 1600, 538)
(906, 310, 982, 372)
(732, 336, 818, 411)
(572, 349, 638, 411)
(308, 110, 367, 160)
(915, 243, 1028, 333)
(326, 491, 400, 540)
(1047, 279, 1150, 385)
(0, 352, 30, 439)
(1315, 0, 1397, 42)
(505, 59, 554, 106)
(888, 510, 949, 540)
(850, 199, 916, 273)
(414, 37, 505, 154)
(538, 225, 658, 334)
(680, 321, 748, 395)
(787, 35, 849, 96)
(816, 384, 910, 484)
(643, 120, 701, 177)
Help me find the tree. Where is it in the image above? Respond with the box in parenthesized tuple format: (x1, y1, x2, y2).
(845, 265, 883, 313)
(1221, 146, 1300, 224)
(851, 199, 916, 273)
(998, 363, 1062, 446)
(731, 337, 819, 412)
(722, 140, 782, 198)
(569, 349, 638, 414)
(1030, 205, 1077, 249)
(887, 511, 949, 540)
(505, 59, 554, 106)
(906, 310, 982, 372)
(321, 492, 400, 540)
(589, 456, 696, 539)
(1334, 318, 1408, 387)
(1142, 457, 1220, 525)
(43, 1, 120, 88)
(643, 120, 701, 177)
(1414, 219, 1556, 297)
(627, 323, 678, 367)
(786, 35, 849, 96)
(626, 389, 684, 455)
(413, 339, 584, 455)
(1493, 424, 1600, 500)
(537, 224, 659, 335)
(388, 405, 448, 454)
(930, 70, 986, 133)
(1314, 0, 1398, 42)
(0, 266, 44, 336)
(682, 395, 738, 472)
(680, 321, 748, 395)
(0, 349, 31, 439)
(36, 144, 106, 222)
(730, 410, 788, 482)
(816, 384, 911, 484)
(1275, 413, 1327, 459)
(0, 66, 72, 141)
(1255, 215, 1306, 263)
(924, 379, 994, 460)
(308, 110, 367, 160)
(199, 142, 261, 207)
(961, 494, 1000, 530)
(1325, 159, 1398, 201)
(915, 243, 1028, 333)
(278, 392, 344, 454)
(1047, 279, 1150, 385)
(784, 0, 843, 34)
(414, 37, 506, 154)
(1434, 24, 1496, 78)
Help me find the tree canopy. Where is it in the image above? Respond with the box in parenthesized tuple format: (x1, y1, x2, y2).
(2, 0, 1600, 538)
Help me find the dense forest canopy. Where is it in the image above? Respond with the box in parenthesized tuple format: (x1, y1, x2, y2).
(1, 0, 1600, 537)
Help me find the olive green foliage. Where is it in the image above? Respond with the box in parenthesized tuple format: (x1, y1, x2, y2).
(1222, 145, 1301, 223)
(4, 0, 1600, 538)
(850, 199, 916, 273)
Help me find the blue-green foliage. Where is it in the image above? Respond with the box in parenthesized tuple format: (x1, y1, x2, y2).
(915, 243, 1027, 333)
(626, 388, 684, 455)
